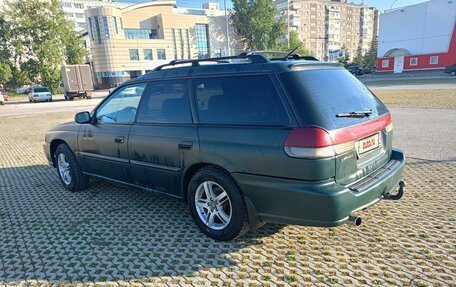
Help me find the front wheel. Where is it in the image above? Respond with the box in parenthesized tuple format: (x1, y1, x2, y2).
(451, 71, 456, 76)
(188, 167, 249, 241)
(55, 143, 88, 192)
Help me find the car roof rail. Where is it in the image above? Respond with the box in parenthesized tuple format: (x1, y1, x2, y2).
(151, 53, 269, 71)
(241, 50, 319, 62)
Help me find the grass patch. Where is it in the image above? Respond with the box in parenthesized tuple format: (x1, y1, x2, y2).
(372, 89, 456, 109)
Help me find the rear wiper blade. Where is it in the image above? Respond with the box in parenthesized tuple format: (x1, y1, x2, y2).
(336, 110, 372, 118)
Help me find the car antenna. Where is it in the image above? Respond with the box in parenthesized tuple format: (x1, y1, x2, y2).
(284, 45, 300, 59)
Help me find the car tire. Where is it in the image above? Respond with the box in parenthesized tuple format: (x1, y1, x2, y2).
(55, 143, 88, 192)
(451, 71, 456, 76)
(188, 167, 249, 241)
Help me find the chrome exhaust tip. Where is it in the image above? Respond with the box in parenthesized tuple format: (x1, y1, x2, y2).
(348, 214, 362, 226)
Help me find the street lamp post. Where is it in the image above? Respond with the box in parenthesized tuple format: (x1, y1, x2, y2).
(224, 0, 231, 56)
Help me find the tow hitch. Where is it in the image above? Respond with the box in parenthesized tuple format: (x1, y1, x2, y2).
(384, 180, 405, 200)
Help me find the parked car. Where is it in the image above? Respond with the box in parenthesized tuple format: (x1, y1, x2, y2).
(28, 86, 52, 102)
(348, 66, 365, 76)
(16, 86, 30, 94)
(0, 89, 8, 101)
(44, 53, 405, 241)
(364, 66, 377, 74)
(444, 63, 456, 76)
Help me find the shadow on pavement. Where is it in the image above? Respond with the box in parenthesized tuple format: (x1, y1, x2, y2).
(0, 164, 283, 284)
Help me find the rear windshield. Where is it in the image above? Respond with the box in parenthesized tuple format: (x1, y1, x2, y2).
(34, 87, 49, 93)
(281, 68, 388, 130)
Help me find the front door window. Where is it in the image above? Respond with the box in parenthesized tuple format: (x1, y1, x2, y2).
(96, 83, 146, 124)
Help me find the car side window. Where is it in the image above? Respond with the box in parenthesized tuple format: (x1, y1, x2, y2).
(136, 80, 192, 124)
(193, 75, 289, 125)
(96, 83, 146, 124)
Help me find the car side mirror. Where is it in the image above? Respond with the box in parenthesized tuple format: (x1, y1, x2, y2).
(75, 111, 91, 124)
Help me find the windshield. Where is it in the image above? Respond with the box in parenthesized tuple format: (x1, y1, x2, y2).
(34, 87, 49, 93)
(281, 68, 388, 130)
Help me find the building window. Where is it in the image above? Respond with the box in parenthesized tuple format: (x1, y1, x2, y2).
(102, 16, 109, 39)
(88, 17, 94, 40)
(410, 57, 418, 66)
(62, 2, 72, 8)
(75, 13, 84, 19)
(124, 28, 158, 39)
(195, 23, 209, 59)
(94, 17, 102, 44)
(129, 49, 139, 61)
(144, 49, 153, 60)
(382, 59, 390, 68)
(157, 49, 166, 60)
(74, 3, 83, 9)
(66, 12, 74, 18)
(112, 17, 118, 34)
(430, 56, 439, 65)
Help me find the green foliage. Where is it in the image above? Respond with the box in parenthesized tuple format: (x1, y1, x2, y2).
(287, 30, 310, 56)
(352, 47, 364, 67)
(362, 38, 378, 67)
(337, 45, 351, 68)
(0, 62, 12, 85)
(0, 0, 87, 92)
(231, 0, 286, 50)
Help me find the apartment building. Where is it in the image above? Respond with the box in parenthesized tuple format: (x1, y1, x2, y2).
(274, 0, 379, 61)
(0, 0, 130, 31)
(86, 0, 241, 88)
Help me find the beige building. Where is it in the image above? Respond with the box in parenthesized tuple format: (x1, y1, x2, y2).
(86, 0, 242, 88)
(274, 0, 379, 61)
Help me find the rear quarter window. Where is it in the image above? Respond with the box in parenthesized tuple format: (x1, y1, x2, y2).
(281, 68, 388, 129)
(34, 88, 50, 93)
(193, 75, 290, 126)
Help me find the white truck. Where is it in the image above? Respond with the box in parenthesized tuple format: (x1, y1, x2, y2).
(61, 65, 94, 100)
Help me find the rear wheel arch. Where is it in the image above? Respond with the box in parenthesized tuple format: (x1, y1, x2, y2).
(182, 163, 263, 230)
(182, 163, 226, 203)
(50, 139, 68, 167)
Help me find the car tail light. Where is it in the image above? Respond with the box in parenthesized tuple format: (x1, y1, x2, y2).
(284, 113, 392, 159)
(284, 127, 354, 158)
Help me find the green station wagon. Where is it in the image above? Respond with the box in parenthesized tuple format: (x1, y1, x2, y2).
(44, 53, 405, 241)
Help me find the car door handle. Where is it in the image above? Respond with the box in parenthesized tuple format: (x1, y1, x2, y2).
(178, 141, 193, 150)
(114, 136, 125, 143)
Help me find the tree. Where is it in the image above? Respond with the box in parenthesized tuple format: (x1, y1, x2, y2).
(231, 0, 285, 50)
(0, 0, 87, 91)
(337, 45, 351, 67)
(286, 30, 311, 56)
(362, 38, 378, 67)
(352, 47, 364, 67)
(0, 62, 11, 86)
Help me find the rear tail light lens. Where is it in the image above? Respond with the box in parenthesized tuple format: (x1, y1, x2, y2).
(284, 113, 392, 159)
(284, 127, 354, 159)
(385, 122, 393, 133)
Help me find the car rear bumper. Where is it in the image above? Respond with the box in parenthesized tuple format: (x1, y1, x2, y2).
(31, 94, 52, 101)
(233, 148, 405, 227)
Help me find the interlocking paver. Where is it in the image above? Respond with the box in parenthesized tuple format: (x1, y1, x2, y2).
(0, 112, 455, 287)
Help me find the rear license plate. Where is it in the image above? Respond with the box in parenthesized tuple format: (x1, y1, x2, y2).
(357, 133, 380, 155)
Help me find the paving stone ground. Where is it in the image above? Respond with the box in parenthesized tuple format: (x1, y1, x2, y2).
(0, 113, 455, 287)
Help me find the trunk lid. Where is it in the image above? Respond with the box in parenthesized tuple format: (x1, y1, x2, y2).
(281, 67, 392, 185)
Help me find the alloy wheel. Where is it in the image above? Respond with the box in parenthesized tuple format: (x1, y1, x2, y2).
(194, 181, 232, 230)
